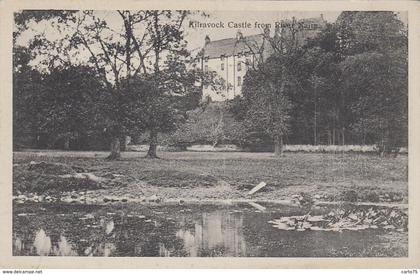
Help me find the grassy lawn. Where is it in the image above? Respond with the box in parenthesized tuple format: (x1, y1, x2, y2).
(13, 150, 408, 202)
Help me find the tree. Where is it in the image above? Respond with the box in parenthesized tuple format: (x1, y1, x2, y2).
(13, 46, 45, 148)
(238, 63, 292, 156)
(170, 101, 246, 147)
(14, 10, 204, 159)
(336, 11, 407, 56)
(286, 11, 407, 152)
(13, 50, 110, 151)
(68, 10, 151, 159)
(137, 10, 191, 158)
(39, 65, 109, 150)
(337, 12, 408, 154)
(232, 17, 306, 156)
(291, 26, 344, 146)
(340, 49, 407, 154)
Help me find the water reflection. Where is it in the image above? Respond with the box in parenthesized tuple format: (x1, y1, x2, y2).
(176, 229, 196, 256)
(33, 229, 51, 256)
(55, 235, 77, 256)
(103, 242, 116, 257)
(31, 229, 77, 256)
(158, 243, 171, 257)
(105, 220, 114, 235)
(13, 235, 23, 253)
(13, 202, 408, 257)
(176, 212, 246, 256)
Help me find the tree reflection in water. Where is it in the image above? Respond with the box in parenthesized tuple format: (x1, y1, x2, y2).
(13, 202, 408, 257)
(175, 212, 246, 257)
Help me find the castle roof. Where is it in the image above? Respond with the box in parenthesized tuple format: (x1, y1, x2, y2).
(201, 16, 326, 59)
(282, 16, 326, 25)
(203, 34, 266, 59)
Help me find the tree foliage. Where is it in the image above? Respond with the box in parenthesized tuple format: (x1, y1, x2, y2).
(169, 101, 245, 147)
(13, 53, 110, 150)
(13, 10, 213, 158)
(13, 11, 408, 156)
(233, 12, 407, 155)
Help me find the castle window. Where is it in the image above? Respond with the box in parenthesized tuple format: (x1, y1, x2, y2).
(221, 63, 224, 71)
(237, 62, 242, 72)
(237, 76, 242, 86)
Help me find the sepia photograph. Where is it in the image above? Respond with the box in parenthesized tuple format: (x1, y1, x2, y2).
(5, 3, 415, 263)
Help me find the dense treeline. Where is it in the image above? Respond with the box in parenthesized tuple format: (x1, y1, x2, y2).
(230, 11, 408, 155)
(13, 11, 408, 156)
(13, 46, 203, 151)
(13, 10, 210, 158)
(13, 10, 215, 159)
(13, 47, 110, 150)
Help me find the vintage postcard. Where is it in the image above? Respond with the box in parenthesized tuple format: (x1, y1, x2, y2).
(0, 0, 419, 269)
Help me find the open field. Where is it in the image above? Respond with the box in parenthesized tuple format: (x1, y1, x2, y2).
(13, 150, 408, 203)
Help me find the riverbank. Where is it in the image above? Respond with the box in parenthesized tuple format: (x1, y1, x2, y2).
(13, 150, 408, 205)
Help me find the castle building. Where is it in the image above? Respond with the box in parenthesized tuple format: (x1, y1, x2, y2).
(197, 15, 326, 102)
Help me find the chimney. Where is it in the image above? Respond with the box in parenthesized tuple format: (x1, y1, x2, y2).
(204, 35, 211, 46)
(263, 25, 270, 37)
(274, 24, 281, 39)
(236, 30, 243, 40)
(320, 13, 324, 21)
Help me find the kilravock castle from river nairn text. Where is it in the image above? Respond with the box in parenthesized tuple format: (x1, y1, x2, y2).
(191, 15, 326, 101)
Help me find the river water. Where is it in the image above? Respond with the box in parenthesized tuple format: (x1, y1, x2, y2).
(13, 201, 407, 257)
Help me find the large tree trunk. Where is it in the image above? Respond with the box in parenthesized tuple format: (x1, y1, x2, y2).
(274, 135, 284, 157)
(327, 130, 332, 145)
(120, 136, 127, 152)
(313, 85, 317, 146)
(107, 136, 121, 160)
(63, 135, 70, 150)
(146, 129, 158, 158)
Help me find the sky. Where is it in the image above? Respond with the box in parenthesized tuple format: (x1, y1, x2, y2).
(16, 10, 408, 71)
(17, 11, 342, 49)
(16, 10, 341, 70)
(183, 11, 341, 50)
